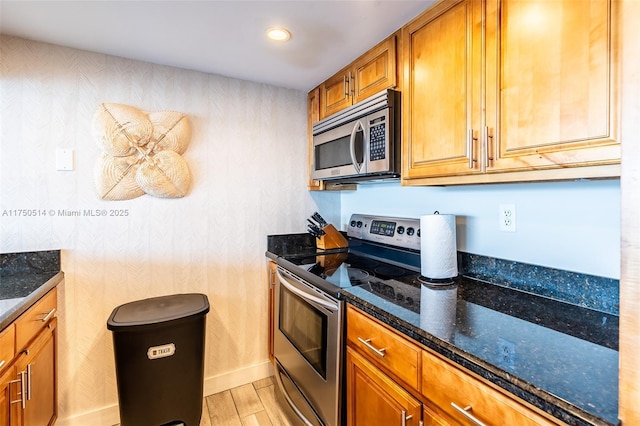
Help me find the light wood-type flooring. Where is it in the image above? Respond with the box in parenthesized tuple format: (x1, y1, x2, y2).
(114, 376, 300, 426)
(201, 376, 299, 426)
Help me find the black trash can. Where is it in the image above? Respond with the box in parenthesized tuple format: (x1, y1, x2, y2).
(107, 293, 210, 426)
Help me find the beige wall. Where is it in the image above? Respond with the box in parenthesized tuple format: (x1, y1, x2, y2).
(0, 36, 323, 424)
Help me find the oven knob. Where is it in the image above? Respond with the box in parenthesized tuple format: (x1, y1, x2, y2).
(417, 229, 421, 237)
(357, 221, 363, 228)
(397, 226, 405, 234)
(407, 227, 415, 236)
(350, 220, 356, 227)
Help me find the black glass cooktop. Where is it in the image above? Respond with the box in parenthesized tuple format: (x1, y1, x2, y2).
(277, 239, 423, 296)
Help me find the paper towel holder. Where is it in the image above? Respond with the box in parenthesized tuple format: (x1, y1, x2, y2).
(419, 210, 458, 285)
(418, 276, 456, 286)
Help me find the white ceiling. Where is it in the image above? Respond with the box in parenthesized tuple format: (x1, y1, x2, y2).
(0, 0, 434, 91)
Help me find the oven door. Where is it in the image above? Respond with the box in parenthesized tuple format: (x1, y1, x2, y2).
(274, 266, 342, 426)
(312, 118, 365, 180)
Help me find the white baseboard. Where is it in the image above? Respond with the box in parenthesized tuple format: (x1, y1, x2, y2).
(55, 404, 120, 426)
(203, 360, 273, 396)
(56, 361, 274, 426)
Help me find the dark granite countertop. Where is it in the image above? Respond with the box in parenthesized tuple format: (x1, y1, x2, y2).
(265, 233, 619, 426)
(342, 279, 618, 426)
(1, 250, 64, 331)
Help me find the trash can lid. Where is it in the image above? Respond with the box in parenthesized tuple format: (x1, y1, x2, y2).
(107, 293, 210, 330)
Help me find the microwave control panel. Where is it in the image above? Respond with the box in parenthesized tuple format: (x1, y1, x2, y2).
(347, 214, 420, 251)
(369, 116, 386, 161)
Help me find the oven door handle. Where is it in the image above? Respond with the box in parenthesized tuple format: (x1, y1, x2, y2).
(274, 363, 316, 426)
(276, 268, 338, 311)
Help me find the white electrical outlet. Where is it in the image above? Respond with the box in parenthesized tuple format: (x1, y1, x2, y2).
(499, 204, 516, 232)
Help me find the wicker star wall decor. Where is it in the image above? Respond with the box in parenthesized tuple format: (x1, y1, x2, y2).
(92, 103, 192, 200)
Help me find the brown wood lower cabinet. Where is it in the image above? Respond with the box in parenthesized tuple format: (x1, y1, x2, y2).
(0, 287, 58, 426)
(0, 364, 17, 426)
(421, 348, 557, 426)
(346, 305, 564, 426)
(18, 319, 56, 426)
(346, 347, 422, 426)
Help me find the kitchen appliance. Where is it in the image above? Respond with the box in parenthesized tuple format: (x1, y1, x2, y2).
(274, 214, 421, 426)
(311, 89, 400, 183)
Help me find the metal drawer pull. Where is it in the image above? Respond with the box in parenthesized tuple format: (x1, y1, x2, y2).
(10, 371, 27, 409)
(26, 364, 32, 400)
(357, 337, 386, 357)
(37, 308, 56, 322)
(468, 129, 477, 169)
(451, 402, 486, 426)
(401, 410, 413, 426)
(0, 360, 5, 369)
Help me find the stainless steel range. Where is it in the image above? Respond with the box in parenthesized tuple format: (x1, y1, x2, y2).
(273, 214, 422, 426)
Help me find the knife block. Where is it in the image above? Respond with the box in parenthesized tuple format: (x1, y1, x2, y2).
(316, 224, 349, 250)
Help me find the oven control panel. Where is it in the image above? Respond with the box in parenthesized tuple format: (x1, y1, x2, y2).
(347, 214, 421, 251)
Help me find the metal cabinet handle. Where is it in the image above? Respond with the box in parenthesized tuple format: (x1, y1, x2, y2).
(349, 71, 354, 96)
(357, 337, 386, 357)
(0, 359, 5, 369)
(484, 126, 494, 167)
(343, 75, 349, 97)
(468, 129, 478, 169)
(10, 371, 27, 409)
(451, 402, 486, 426)
(37, 308, 56, 322)
(26, 364, 32, 401)
(401, 410, 413, 426)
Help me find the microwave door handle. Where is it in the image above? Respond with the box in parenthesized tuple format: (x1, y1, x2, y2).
(276, 268, 337, 312)
(350, 120, 363, 173)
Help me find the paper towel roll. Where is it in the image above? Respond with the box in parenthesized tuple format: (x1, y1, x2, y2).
(420, 213, 458, 279)
(420, 284, 458, 342)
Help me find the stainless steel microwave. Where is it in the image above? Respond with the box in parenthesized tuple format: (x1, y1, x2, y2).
(311, 89, 400, 183)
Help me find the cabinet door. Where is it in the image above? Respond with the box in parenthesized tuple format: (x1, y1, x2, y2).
(320, 66, 352, 120)
(486, 0, 620, 172)
(0, 362, 26, 426)
(346, 347, 421, 426)
(402, 0, 484, 179)
(320, 34, 398, 121)
(0, 365, 21, 426)
(352, 34, 397, 104)
(19, 320, 56, 426)
(0, 326, 15, 371)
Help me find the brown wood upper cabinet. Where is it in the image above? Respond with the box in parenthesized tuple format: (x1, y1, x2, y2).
(402, 0, 620, 185)
(319, 33, 398, 121)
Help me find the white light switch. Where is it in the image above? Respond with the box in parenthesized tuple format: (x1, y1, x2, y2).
(56, 148, 74, 171)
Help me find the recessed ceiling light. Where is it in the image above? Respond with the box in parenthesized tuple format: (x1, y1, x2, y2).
(266, 27, 291, 42)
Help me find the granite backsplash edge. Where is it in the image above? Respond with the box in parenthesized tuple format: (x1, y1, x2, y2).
(460, 252, 619, 316)
(0, 250, 61, 276)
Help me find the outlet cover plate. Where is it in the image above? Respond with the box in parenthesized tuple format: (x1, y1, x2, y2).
(499, 204, 516, 232)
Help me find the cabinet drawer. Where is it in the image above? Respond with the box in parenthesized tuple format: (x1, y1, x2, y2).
(15, 288, 57, 351)
(347, 305, 420, 389)
(0, 324, 15, 370)
(422, 349, 560, 426)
